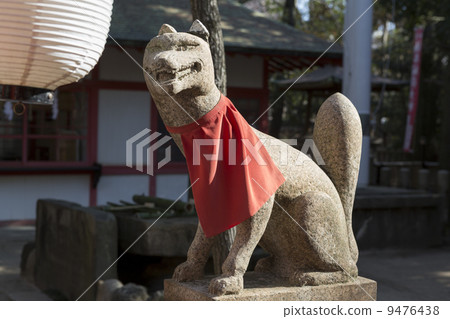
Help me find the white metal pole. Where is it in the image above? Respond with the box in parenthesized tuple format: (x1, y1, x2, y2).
(343, 0, 373, 186)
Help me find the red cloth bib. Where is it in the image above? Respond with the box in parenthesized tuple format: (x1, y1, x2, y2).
(166, 95, 285, 237)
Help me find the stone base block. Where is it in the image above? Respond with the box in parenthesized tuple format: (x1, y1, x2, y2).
(35, 199, 118, 301)
(164, 272, 377, 301)
(115, 215, 197, 257)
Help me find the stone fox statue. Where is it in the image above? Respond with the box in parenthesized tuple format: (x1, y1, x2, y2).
(143, 21, 362, 296)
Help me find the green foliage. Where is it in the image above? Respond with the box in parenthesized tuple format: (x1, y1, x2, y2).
(262, 0, 345, 41)
(302, 0, 345, 42)
(262, 0, 303, 27)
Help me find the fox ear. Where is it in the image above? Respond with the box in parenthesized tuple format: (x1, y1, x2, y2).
(188, 20, 209, 42)
(158, 24, 177, 35)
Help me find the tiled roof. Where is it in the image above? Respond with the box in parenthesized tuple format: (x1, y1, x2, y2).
(109, 0, 341, 58)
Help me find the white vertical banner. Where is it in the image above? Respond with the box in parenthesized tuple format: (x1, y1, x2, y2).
(403, 26, 425, 152)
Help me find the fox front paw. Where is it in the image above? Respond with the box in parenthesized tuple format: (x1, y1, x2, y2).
(289, 271, 318, 286)
(208, 274, 243, 296)
(172, 261, 204, 282)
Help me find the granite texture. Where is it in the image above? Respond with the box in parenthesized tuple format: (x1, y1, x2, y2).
(96, 279, 150, 301)
(35, 199, 118, 301)
(96, 279, 123, 301)
(164, 272, 377, 301)
(144, 23, 363, 296)
(115, 214, 197, 257)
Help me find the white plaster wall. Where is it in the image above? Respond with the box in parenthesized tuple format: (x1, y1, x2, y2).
(97, 90, 150, 165)
(0, 175, 89, 220)
(99, 47, 144, 82)
(96, 175, 149, 205)
(156, 174, 189, 202)
(226, 54, 264, 88)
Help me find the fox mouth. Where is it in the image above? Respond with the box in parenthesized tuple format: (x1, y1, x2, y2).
(151, 61, 202, 85)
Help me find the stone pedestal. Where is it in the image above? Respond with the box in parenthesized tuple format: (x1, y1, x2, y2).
(164, 272, 377, 301)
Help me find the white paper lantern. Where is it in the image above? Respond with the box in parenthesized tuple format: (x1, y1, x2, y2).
(0, 0, 113, 90)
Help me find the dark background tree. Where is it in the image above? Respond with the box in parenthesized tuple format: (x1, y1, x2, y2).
(282, 0, 296, 27)
(190, 0, 234, 275)
(190, 0, 227, 95)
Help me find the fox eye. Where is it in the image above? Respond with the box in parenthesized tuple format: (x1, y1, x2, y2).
(148, 45, 162, 53)
(176, 44, 197, 51)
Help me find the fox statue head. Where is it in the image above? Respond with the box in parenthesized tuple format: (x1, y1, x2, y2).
(144, 20, 216, 99)
(143, 20, 221, 151)
(143, 20, 220, 128)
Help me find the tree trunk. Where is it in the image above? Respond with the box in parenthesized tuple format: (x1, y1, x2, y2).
(211, 226, 236, 274)
(190, 0, 227, 95)
(282, 0, 296, 27)
(270, 0, 296, 138)
(190, 0, 233, 274)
